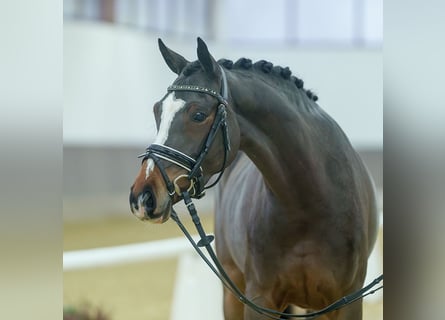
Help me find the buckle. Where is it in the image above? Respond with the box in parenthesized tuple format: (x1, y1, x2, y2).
(173, 174, 195, 196)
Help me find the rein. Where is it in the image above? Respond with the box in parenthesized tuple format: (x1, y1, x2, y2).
(172, 191, 383, 319)
(139, 66, 383, 319)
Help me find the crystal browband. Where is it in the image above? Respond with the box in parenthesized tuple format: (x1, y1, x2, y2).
(167, 85, 227, 105)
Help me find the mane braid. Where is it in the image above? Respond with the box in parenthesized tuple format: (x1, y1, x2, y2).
(181, 57, 318, 101)
(228, 58, 318, 101)
(218, 59, 233, 69)
(253, 60, 273, 73)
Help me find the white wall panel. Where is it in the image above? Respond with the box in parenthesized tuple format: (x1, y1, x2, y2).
(64, 21, 382, 148)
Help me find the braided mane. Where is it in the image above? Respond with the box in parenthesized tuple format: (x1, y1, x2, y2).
(182, 58, 318, 102)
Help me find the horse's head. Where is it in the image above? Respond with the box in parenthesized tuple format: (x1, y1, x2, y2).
(130, 38, 240, 223)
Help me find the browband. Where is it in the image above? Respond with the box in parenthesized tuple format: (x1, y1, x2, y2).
(167, 66, 228, 105)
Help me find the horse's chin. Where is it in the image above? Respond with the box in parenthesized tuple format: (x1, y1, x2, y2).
(147, 211, 171, 224)
(135, 199, 172, 224)
(150, 201, 172, 224)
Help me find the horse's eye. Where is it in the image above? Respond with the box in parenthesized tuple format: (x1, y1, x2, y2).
(191, 112, 207, 123)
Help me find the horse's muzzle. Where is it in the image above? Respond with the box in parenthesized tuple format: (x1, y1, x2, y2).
(130, 186, 162, 221)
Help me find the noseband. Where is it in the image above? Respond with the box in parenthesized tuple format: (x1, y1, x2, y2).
(138, 66, 230, 198)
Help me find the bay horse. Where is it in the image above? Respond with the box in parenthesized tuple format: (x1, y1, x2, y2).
(129, 38, 379, 320)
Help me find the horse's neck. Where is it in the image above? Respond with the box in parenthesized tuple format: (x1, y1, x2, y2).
(229, 72, 326, 205)
(237, 118, 319, 206)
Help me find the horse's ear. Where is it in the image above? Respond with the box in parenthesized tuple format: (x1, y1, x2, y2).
(158, 38, 189, 75)
(197, 37, 219, 76)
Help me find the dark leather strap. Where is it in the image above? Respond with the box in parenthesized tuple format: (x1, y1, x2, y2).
(171, 191, 384, 319)
(148, 143, 197, 172)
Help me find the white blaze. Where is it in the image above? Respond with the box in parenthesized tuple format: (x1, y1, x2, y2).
(146, 93, 186, 179)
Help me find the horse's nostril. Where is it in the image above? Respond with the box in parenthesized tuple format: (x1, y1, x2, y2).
(142, 187, 156, 216)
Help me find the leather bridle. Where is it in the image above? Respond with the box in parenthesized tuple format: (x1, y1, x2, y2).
(137, 66, 383, 319)
(138, 66, 231, 199)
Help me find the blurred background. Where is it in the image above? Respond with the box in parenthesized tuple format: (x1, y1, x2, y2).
(63, 0, 382, 219)
(63, 0, 382, 319)
(6, 1, 445, 319)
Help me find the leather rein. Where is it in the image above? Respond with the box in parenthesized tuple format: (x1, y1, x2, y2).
(138, 67, 383, 319)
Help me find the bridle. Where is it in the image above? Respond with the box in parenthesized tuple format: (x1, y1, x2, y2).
(138, 66, 231, 199)
(137, 66, 383, 319)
